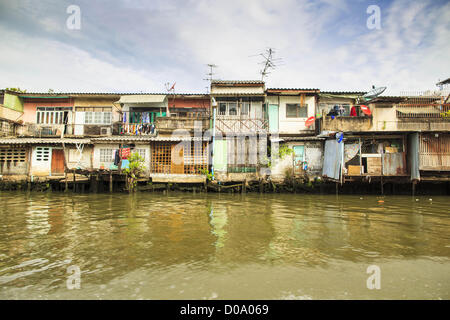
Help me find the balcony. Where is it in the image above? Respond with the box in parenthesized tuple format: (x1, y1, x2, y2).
(22, 123, 70, 137)
(319, 116, 372, 132)
(215, 116, 268, 134)
(156, 116, 210, 133)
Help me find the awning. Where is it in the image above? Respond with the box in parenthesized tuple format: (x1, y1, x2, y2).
(116, 95, 167, 104)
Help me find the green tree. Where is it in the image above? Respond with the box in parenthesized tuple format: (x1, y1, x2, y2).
(123, 152, 146, 192)
(5, 87, 27, 93)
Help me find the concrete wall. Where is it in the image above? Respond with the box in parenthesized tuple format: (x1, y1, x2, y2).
(0, 146, 29, 175)
(270, 141, 323, 182)
(65, 146, 93, 170)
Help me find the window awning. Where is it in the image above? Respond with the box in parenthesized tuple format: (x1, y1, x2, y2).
(116, 95, 167, 104)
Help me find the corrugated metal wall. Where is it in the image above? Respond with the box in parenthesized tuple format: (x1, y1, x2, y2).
(419, 133, 450, 171)
(322, 139, 343, 181)
(382, 153, 406, 176)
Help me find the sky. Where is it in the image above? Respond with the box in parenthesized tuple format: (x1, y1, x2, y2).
(0, 0, 449, 95)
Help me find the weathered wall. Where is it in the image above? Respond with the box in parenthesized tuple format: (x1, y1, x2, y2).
(0, 146, 29, 175)
(0, 105, 23, 122)
(65, 146, 93, 170)
(322, 116, 372, 132)
(270, 141, 323, 182)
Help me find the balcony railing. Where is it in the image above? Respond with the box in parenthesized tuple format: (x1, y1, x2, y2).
(156, 116, 210, 132)
(215, 117, 269, 134)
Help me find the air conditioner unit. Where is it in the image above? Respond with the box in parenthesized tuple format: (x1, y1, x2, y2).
(100, 127, 111, 136)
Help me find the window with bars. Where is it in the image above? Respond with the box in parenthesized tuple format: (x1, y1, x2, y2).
(286, 104, 308, 118)
(100, 149, 114, 162)
(35, 147, 50, 162)
(151, 143, 172, 174)
(0, 148, 27, 162)
(36, 107, 71, 124)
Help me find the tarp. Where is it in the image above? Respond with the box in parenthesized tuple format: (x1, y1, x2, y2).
(322, 139, 344, 181)
(116, 95, 166, 104)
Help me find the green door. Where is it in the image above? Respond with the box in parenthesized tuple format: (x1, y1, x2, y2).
(293, 145, 304, 173)
(213, 140, 227, 172)
(268, 104, 279, 133)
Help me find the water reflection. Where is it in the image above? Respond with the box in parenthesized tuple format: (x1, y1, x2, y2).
(0, 191, 449, 299)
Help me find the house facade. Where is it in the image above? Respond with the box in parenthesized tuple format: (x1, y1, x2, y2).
(210, 80, 268, 183)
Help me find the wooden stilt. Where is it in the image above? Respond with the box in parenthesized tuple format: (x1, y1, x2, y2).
(109, 172, 113, 193)
(72, 170, 76, 193)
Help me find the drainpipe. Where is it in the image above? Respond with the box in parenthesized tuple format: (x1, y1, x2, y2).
(211, 98, 217, 180)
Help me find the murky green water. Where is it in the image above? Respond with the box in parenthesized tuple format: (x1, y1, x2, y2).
(0, 191, 449, 299)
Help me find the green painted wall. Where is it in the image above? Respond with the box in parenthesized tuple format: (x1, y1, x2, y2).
(3, 93, 24, 112)
(213, 139, 227, 172)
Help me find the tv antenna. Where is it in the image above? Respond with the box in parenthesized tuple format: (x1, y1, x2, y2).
(165, 82, 176, 116)
(203, 64, 218, 92)
(251, 48, 283, 81)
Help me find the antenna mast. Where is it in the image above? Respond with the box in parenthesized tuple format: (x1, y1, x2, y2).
(203, 63, 218, 93)
(256, 48, 282, 81)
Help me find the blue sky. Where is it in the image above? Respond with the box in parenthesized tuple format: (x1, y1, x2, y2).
(0, 0, 449, 94)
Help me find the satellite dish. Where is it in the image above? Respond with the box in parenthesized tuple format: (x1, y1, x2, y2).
(362, 86, 387, 101)
(360, 105, 371, 116)
(305, 116, 315, 127)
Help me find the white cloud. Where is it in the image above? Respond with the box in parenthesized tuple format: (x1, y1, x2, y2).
(0, 0, 448, 94)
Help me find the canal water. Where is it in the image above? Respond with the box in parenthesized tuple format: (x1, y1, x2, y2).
(0, 191, 449, 300)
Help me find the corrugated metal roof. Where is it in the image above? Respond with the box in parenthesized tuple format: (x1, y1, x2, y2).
(320, 91, 366, 94)
(267, 88, 320, 91)
(211, 80, 264, 84)
(0, 138, 92, 144)
(117, 95, 167, 104)
(92, 136, 210, 142)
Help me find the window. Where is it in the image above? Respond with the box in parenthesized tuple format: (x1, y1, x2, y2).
(241, 102, 250, 115)
(36, 107, 70, 124)
(100, 149, 113, 162)
(219, 103, 227, 116)
(228, 103, 237, 115)
(135, 148, 146, 160)
(286, 104, 308, 118)
(0, 148, 26, 162)
(35, 147, 50, 162)
(76, 107, 112, 125)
